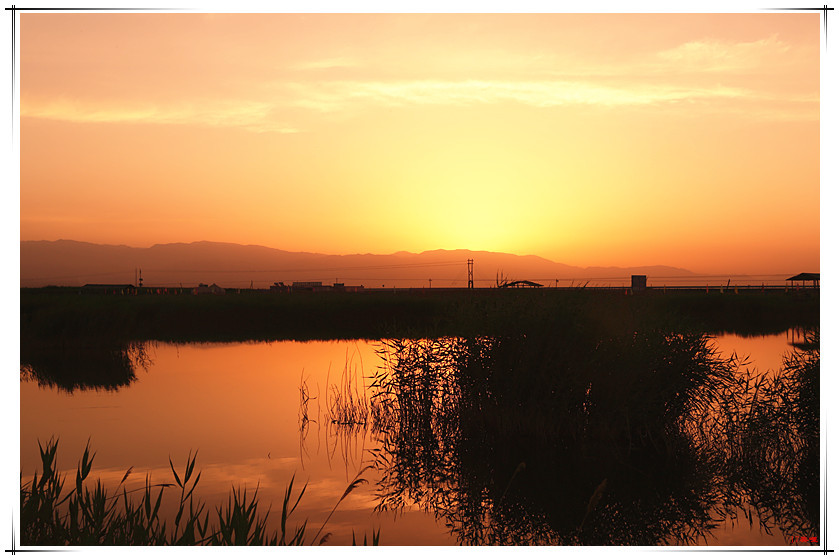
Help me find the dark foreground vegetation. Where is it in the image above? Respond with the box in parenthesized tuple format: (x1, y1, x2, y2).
(20, 287, 818, 393)
(21, 287, 818, 344)
(366, 328, 819, 545)
(20, 286, 820, 545)
(21, 440, 376, 546)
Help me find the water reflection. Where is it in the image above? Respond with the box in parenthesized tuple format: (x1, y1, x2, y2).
(20, 341, 151, 393)
(366, 329, 819, 545)
(696, 329, 819, 543)
(787, 326, 819, 351)
(19, 330, 818, 546)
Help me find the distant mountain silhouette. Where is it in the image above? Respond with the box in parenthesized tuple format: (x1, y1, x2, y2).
(20, 240, 696, 288)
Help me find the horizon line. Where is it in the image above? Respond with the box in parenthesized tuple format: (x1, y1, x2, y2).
(19, 238, 821, 279)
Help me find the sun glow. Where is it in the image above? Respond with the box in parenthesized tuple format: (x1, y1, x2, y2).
(19, 12, 820, 274)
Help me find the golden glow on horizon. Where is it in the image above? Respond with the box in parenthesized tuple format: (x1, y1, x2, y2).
(20, 12, 820, 274)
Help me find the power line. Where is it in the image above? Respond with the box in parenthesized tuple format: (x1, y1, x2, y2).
(140, 260, 466, 275)
(21, 270, 136, 282)
(20, 260, 466, 282)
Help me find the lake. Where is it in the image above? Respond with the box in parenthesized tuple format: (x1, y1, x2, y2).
(20, 330, 817, 546)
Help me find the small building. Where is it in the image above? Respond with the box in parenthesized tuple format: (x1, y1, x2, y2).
(293, 281, 335, 292)
(291, 281, 323, 291)
(194, 283, 225, 295)
(499, 280, 543, 288)
(331, 282, 366, 293)
(786, 273, 819, 289)
(631, 275, 647, 292)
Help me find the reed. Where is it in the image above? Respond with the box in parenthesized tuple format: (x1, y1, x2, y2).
(324, 352, 372, 426)
(366, 326, 819, 545)
(20, 439, 376, 546)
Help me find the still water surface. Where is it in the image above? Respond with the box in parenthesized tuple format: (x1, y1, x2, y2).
(20, 332, 807, 546)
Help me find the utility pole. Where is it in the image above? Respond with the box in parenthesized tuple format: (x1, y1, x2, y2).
(467, 259, 474, 289)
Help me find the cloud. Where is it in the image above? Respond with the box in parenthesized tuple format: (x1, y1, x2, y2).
(22, 46, 817, 131)
(655, 35, 793, 73)
(287, 79, 766, 112)
(21, 98, 301, 133)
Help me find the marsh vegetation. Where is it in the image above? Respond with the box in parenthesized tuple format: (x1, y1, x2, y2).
(361, 329, 819, 545)
(21, 440, 374, 546)
(20, 287, 819, 546)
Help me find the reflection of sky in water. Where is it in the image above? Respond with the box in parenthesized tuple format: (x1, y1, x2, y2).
(699, 330, 812, 547)
(20, 335, 803, 545)
(20, 340, 457, 545)
(712, 332, 790, 375)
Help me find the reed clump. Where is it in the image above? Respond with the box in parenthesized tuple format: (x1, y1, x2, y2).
(366, 324, 819, 545)
(325, 359, 370, 426)
(20, 439, 375, 546)
(321, 350, 395, 432)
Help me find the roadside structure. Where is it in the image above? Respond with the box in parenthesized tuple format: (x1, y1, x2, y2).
(786, 273, 819, 289)
(194, 283, 225, 295)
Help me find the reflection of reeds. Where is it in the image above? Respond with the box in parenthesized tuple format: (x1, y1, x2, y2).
(297, 351, 386, 479)
(692, 331, 820, 541)
(298, 372, 316, 464)
(366, 326, 819, 545)
(20, 341, 154, 393)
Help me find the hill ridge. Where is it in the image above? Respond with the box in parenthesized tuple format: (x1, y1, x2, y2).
(20, 239, 696, 288)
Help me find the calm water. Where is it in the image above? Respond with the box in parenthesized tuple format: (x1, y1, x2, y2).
(20, 332, 813, 546)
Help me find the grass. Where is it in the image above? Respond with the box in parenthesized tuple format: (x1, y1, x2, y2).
(690, 330, 820, 540)
(20, 285, 819, 545)
(325, 354, 371, 426)
(318, 349, 392, 433)
(20, 439, 376, 546)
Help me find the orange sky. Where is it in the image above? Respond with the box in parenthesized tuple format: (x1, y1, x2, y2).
(19, 11, 821, 274)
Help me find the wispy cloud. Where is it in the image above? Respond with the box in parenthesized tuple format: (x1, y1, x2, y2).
(287, 79, 796, 113)
(655, 35, 793, 73)
(22, 74, 816, 131)
(21, 32, 816, 131)
(21, 98, 301, 133)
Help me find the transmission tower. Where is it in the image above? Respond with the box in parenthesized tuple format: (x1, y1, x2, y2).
(467, 259, 474, 289)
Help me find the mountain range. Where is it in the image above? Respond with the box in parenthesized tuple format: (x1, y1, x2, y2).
(20, 240, 696, 289)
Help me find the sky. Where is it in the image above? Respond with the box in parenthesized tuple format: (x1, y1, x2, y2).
(18, 8, 824, 275)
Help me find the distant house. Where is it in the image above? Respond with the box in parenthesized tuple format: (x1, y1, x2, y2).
(631, 275, 647, 292)
(291, 281, 331, 292)
(332, 282, 365, 293)
(194, 283, 225, 295)
(786, 273, 819, 289)
(272, 281, 364, 293)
